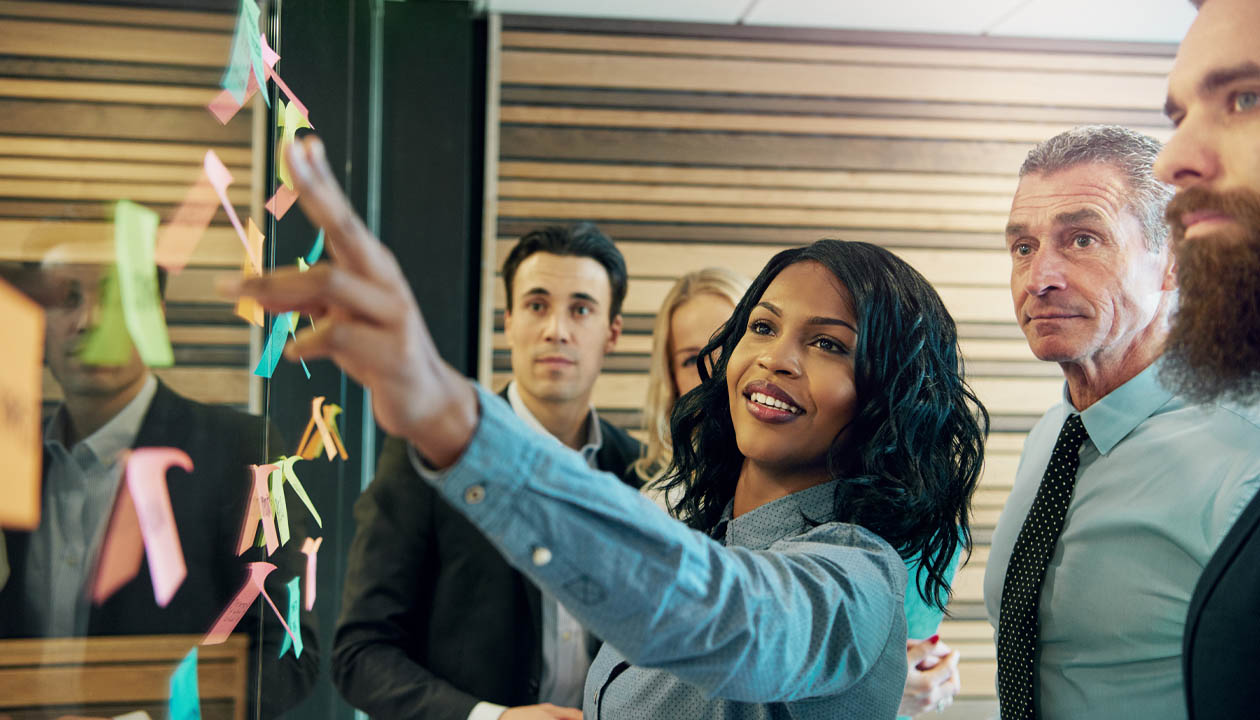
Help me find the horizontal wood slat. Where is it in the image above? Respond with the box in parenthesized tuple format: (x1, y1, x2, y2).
(0, 1, 235, 31)
(2, 219, 249, 268)
(0, 136, 252, 165)
(0, 18, 230, 67)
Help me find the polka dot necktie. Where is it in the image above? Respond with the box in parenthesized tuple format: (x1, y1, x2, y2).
(997, 413, 1089, 720)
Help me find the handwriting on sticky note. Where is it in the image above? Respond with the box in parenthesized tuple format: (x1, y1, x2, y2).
(279, 576, 303, 658)
(0, 278, 43, 530)
(168, 646, 200, 720)
(115, 200, 173, 367)
(236, 464, 279, 556)
(127, 448, 192, 607)
(78, 265, 134, 366)
(202, 561, 297, 647)
(301, 536, 322, 611)
(92, 481, 144, 605)
(269, 465, 290, 547)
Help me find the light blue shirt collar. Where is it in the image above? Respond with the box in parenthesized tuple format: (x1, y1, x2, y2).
(721, 480, 841, 551)
(506, 380, 603, 463)
(1062, 359, 1174, 456)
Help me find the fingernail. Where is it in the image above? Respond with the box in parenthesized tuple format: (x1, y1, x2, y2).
(928, 634, 940, 644)
(214, 273, 243, 298)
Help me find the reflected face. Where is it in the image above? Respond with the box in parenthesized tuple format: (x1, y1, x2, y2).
(1155, 0, 1260, 221)
(1005, 164, 1172, 367)
(41, 263, 146, 399)
(503, 252, 622, 407)
(668, 292, 735, 400)
(725, 261, 858, 476)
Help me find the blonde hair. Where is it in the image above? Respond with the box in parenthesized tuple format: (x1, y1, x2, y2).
(633, 267, 750, 489)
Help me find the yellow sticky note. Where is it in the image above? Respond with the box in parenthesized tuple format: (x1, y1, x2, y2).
(233, 218, 265, 326)
(0, 277, 44, 529)
(277, 99, 312, 189)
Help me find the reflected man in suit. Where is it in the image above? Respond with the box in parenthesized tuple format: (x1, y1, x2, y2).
(1152, 0, 1260, 715)
(333, 223, 642, 720)
(982, 125, 1260, 719)
(0, 258, 317, 719)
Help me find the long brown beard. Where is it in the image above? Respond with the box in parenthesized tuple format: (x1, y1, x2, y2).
(1162, 186, 1260, 403)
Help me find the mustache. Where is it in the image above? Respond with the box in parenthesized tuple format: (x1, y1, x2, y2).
(1165, 186, 1260, 238)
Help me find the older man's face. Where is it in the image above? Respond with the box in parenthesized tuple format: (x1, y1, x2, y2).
(1006, 163, 1173, 372)
(1154, 0, 1260, 401)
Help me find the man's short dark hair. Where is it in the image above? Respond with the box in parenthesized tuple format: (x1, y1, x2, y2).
(501, 223, 628, 319)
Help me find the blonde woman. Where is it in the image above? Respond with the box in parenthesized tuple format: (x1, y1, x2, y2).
(633, 268, 750, 509)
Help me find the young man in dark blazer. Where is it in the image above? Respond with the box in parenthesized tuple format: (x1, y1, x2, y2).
(1153, 0, 1260, 715)
(0, 261, 318, 719)
(333, 224, 642, 720)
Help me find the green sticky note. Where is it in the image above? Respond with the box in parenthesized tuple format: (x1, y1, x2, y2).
(115, 200, 173, 367)
(169, 646, 201, 720)
(269, 465, 290, 547)
(279, 576, 303, 658)
(281, 456, 321, 527)
(78, 265, 133, 366)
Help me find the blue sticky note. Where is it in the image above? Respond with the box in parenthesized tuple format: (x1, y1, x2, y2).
(169, 646, 201, 720)
(254, 312, 292, 378)
(279, 576, 303, 658)
(287, 315, 311, 379)
(221, 0, 268, 107)
(305, 229, 324, 266)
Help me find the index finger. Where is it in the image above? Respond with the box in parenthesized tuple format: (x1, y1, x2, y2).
(286, 136, 390, 280)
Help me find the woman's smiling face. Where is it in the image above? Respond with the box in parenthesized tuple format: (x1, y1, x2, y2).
(725, 260, 859, 477)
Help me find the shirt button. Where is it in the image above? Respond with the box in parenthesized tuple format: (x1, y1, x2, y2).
(532, 546, 552, 567)
(464, 485, 486, 504)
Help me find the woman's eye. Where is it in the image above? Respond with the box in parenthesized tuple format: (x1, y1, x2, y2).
(813, 337, 847, 355)
(681, 355, 698, 368)
(1073, 234, 1095, 248)
(749, 319, 773, 335)
(1233, 90, 1258, 113)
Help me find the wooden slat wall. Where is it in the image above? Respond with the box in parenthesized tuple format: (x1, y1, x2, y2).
(0, 0, 257, 410)
(486, 16, 1176, 709)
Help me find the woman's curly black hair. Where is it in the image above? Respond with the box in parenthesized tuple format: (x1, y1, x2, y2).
(660, 240, 989, 611)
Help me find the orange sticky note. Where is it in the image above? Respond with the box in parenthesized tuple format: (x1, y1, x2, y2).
(322, 403, 349, 461)
(201, 561, 298, 648)
(265, 185, 300, 219)
(0, 278, 44, 530)
(236, 464, 280, 556)
(127, 447, 192, 607)
(92, 482, 144, 605)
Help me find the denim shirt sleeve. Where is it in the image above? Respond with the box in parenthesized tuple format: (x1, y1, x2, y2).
(408, 383, 904, 703)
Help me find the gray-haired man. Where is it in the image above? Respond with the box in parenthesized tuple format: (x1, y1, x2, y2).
(983, 125, 1260, 719)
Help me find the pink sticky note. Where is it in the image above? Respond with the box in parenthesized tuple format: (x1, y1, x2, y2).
(265, 185, 300, 219)
(260, 35, 310, 126)
(155, 171, 219, 274)
(310, 396, 337, 461)
(207, 71, 258, 125)
(260, 32, 279, 67)
(201, 561, 298, 648)
(126, 448, 192, 607)
(300, 536, 322, 611)
(203, 150, 251, 259)
(92, 481, 144, 605)
(236, 464, 280, 556)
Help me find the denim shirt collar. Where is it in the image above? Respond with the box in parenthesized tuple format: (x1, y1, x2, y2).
(1069, 358, 1174, 456)
(718, 479, 842, 551)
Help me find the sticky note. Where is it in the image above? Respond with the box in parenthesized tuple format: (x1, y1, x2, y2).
(92, 481, 144, 605)
(233, 244, 265, 327)
(127, 447, 192, 607)
(0, 278, 43, 530)
(202, 562, 298, 649)
(305, 229, 325, 265)
(278, 576, 303, 658)
(265, 185, 299, 219)
(279, 455, 321, 527)
(300, 536, 321, 611)
(260, 34, 309, 124)
(236, 464, 279, 556)
(269, 464, 290, 547)
(169, 647, 201, 720)
(115, 200, 173, 367)
(323, 403, 349, 460)
(203, 150, 252, 262)
(254, 312, 292, 378)
(221, 0, 267, 107)
(287, 312, 311, 379)
(277, 99, 313, 189)
(298, 396, 334, 461)
(155, 171, 219, 274)
(78, 265, 134, 366)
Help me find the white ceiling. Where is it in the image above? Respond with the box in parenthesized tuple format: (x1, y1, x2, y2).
(483, 0, 1197, 44)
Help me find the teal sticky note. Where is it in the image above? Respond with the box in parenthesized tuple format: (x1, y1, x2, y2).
(114, 200, 173, 367)
(78, 265, 133, 366)
(254, 312, 292, 378)
(305, 230, 325, 266)
(221, 0, 268, 107)
(287, 311, 310, 379)
(279, 576, 303, 658)
(169, 646, 201, 720)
